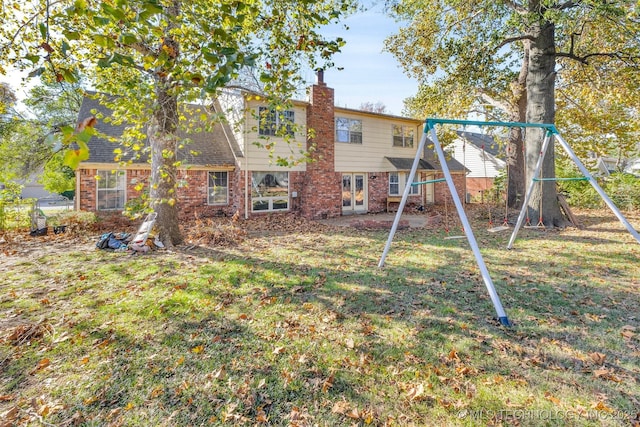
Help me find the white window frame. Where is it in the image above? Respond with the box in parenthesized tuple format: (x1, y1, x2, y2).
(393, 125, 414, 148)
(96, 170, 126, 211)
(335, 117, 363, 144)
(208, 171, 228, 205)
(251, 171, 289, 212)
(258, 107, 295, 137)
(389, 172, 420, 196)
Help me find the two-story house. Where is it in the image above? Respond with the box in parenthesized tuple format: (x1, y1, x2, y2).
(75, 72, 466, 220)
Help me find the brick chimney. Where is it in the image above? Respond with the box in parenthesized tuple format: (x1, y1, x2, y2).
(299, 70, 342, 219)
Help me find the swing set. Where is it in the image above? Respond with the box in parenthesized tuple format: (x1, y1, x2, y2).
(379, 118, 640, 327)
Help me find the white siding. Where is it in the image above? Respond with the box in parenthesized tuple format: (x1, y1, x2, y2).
(334, 111, 424, 172)
(446, 140, 505, 178)
(240, 99, 308, 172)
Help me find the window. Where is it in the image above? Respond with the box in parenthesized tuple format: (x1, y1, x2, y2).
(335, 117, 362, 144)
(393, 125, 414, 148)
(97, 170, 126, 210)
(208, 171, 228, 205)
(251, 171, 289, 212)
(389, 172, 420, 196)
(258, 107, 295, 137)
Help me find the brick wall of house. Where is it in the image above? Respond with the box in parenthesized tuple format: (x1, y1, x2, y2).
(299, 74, 342, 219)
(78, 168, 238, 219)
(466, 177, 495, 203)
(78, 168, 98, 212)
(433, 173, 467, 204)
(367, 172, 388, 213)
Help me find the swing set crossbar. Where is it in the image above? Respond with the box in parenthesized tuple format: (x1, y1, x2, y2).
(424, 118, 559, 133)
(533, 177, 590, 182)
(411, 178, 446, 186)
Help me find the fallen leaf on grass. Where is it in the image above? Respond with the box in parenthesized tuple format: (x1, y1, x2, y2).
(32, 358, 50, 373)
(589, 352, 606, 365)
(406, 383, 425, 401)
(591, 401, 614, 413)
(544, 391, 561, 405)
(191, 345, 204, 354)
(0, 395, 14, 401)
(321, 373, 334, 393)
(211, 366, 226, 380)
(621, 326, 636, 340)
(447, 349, 460, 361)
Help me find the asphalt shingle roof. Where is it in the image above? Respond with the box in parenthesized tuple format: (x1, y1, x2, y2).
(77, 94, 240, 167)
(456, 131, 503, 158)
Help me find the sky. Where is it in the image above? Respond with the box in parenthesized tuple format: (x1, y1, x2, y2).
(314, 7, 419, 116)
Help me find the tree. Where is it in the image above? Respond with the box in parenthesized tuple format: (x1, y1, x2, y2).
(1, 0, 355, 246)
(385, 1, 640, 226)
(359, 101, 388, 114)
(0, 82, 18, 140)
(0, 79, 83, 188)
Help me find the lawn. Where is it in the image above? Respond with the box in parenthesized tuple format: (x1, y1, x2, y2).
(1, 209, 639, 426)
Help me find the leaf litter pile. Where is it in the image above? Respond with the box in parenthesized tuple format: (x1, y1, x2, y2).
(0, 208, 639, 426)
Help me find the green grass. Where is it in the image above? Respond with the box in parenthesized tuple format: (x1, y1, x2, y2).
(1, 209, 639, 426)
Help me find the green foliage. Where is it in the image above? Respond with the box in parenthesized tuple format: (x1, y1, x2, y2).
(123, 193, 151, 220)
(604, 173, 640, 211)
(0, 181, 23, 202)
(0, 80, 84, 182)
(556, 162, 640, 210)
(40, 152, 76, 195)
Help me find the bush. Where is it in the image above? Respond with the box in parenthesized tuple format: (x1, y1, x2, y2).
(605, 173, 640, 211)
(557, 163, 640, 211)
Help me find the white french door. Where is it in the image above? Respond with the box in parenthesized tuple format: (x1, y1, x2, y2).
(342, 173, 367, 213)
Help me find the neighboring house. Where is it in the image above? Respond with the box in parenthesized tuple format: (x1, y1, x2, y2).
(75, 73, 466, 220)
(446, 131, 506, 203)
(596, 156, 640, 177)
(19, 173, 57, 200)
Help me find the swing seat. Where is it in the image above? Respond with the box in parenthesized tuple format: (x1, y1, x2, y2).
(523, 224, 545, 229)
(444, 235, 466, 240)
(487, 225, 510, 233)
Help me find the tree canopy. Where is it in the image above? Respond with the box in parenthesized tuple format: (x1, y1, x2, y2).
(385, 0, 640, 225)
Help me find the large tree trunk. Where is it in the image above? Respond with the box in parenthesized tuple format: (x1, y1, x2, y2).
(506, 46, 528, 210)
(524, 14, 565, 227)
(149, 85, 183, 247)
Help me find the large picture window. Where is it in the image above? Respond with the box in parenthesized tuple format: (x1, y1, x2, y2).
(251, 171, 289, 212)
(258, 107, 295, 137)
(97, 170, 126, 210)
(335, 117, 362, 144)
(208, 171, 228, 205)
(389, 172, 419, 196)
(393, 125, 414, 148)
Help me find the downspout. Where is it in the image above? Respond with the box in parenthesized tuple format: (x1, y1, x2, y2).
(75, 169, 80, 211)
(244, 105, 249, 219)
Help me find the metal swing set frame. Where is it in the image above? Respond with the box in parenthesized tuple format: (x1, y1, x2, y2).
(379, 118, 640, 327)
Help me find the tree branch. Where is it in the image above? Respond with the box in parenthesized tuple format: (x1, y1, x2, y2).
(496, 34, 536, 50)
(556, 50, 640, 65)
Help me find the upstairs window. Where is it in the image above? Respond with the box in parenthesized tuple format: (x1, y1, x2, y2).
(393, 125, 414, 148)
(336, 117, 362, 144)
(259, 107, 295, 137)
